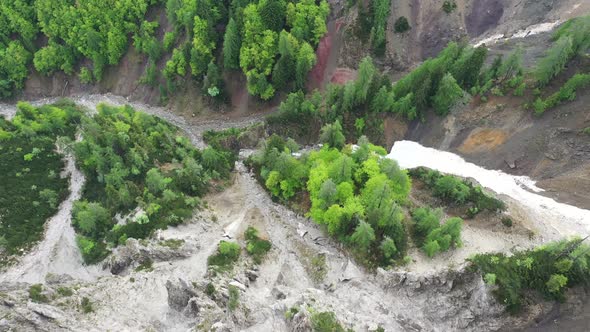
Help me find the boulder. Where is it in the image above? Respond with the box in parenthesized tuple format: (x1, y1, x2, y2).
(166, 279, 197, 312)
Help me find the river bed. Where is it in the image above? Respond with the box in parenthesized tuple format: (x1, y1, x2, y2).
(387, 140, 590, 241)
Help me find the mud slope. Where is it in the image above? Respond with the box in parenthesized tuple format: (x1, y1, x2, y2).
(407, 73, 590, 210)
(338, 0, 589, 72)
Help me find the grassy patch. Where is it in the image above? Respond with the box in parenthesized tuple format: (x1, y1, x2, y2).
(244, 226, 272, 264)
(0, 101, 80, 265)
(134, 258, 154, 272)
(159, 238, 185, 249)
(310, 254, 328, 283)
(228, 285, 239, 311)
(285, 306, 300, 320)
(57, 287, 73, 297)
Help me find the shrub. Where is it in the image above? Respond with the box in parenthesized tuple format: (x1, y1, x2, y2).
(442, 1, 457, 13)
(413, 208, 462, 257)
(28, 284, 48, 303)
(434, 176, 470, 204)
(394, 16, 410, 33)
(311, 311, 346, 332)
(285, 306, 299, 320)
(81, 297, 94, 313)
(245, 227, 272, 264)
(205, 282, 216, 297)
(501, 217, 513, 227)
(484, 273, 497, 285)
(207, 241, 241, 271)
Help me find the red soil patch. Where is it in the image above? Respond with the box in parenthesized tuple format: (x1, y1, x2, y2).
(330, 68, 357, 85)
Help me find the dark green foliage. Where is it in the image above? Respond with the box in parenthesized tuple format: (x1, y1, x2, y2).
(394, 16, 410, 33)
(534, 73, 590, 115)
(412, 207, 462, 257)
(320, 121, 346, 150)
(409, 167, 506, 215)
(0, 41, 31, 98)
(442, 1, 457, 13)
(259, 0, 287, 32)
(535, 16, 590, 87)
(81, 297, 94, 313)
(203, 61, 225, 99)
(433, 73, 464, 115)
(311, 311, 346, 332)
(452, 46, 488, 89)
(0, 102, 80, 264)
(501, 217, 513, 227)
(207, 241, 241, 272)
(267, 90, 322, 142)
(245, 226, 272, 264)
(370, 0, 392, 55)
(28, 284, 48, 303)
(223, 18, 241, 70)
(205, 282, 216, 297)
(470, 239, 590, 313)
(411, 207, 443, 246)
(73, 104, 233, 263)
(433, 176, 471, 204)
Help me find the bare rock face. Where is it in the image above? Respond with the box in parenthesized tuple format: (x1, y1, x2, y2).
(379, 265, 506, 331)
(166, 278, 198, 313)
(104, 238, 196, 274)
(288, 311, 313, 332)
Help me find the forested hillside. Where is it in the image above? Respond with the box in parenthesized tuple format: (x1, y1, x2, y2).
(0, 0, 329, 102)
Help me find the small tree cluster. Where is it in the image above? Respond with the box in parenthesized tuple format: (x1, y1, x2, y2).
(250, 134, 412, 267)
(412, 207, 463, 257)
(471, 238, 590, 313)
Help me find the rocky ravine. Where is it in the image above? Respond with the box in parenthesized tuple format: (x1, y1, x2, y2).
(0, 160, 539, 332)
(1, 93, 590, 331)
